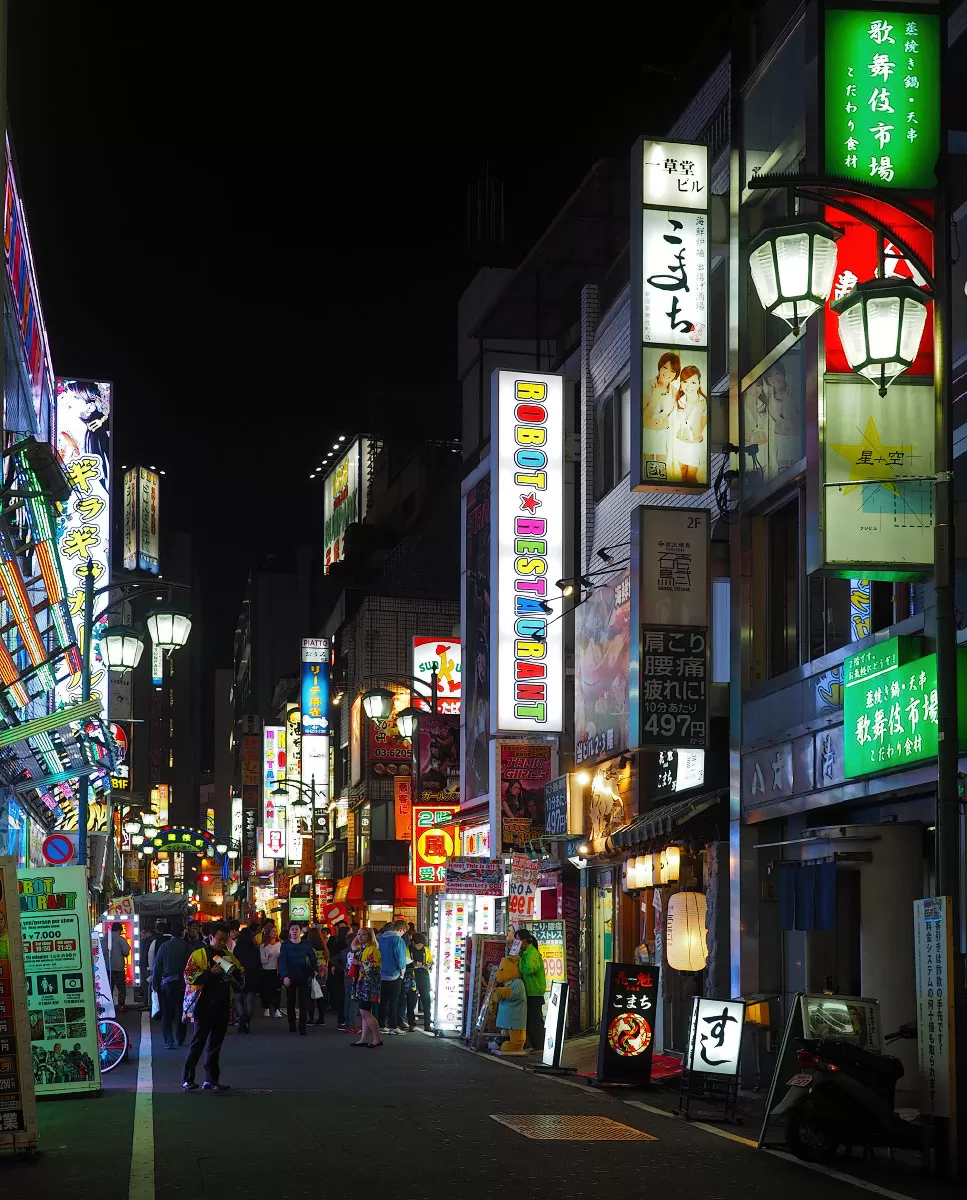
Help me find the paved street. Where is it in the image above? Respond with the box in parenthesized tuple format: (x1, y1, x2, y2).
(1, 1009, 960, 1200)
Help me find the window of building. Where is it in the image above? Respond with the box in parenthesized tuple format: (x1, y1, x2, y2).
(767, 497, 800, 677)
(594, 384, 631, 499)
(808, 578, 901, 661)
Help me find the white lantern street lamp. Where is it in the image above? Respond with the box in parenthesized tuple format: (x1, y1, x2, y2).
(142, 843, 155, 855)
(215, 842, 228, 855)
(124, 816, 143, 835)
(361, 687, 394, 721)
(830, 277, 929, 396)
(146, 608, 192, 653)
(131, 833, 144, 847)
(395, 706, 420, 740)
(99, 624, 146, 672)
(747, 217, 842, 335)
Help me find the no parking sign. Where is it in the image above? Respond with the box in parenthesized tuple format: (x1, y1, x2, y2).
(41, 833, 78, 866)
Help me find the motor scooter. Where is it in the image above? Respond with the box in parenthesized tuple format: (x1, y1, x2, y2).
(772, 1021, 921, 1161)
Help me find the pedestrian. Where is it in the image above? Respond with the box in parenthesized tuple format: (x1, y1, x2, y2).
(517, 930, 547, 1053)
(376, 920, 408, 1035)
(407, 932, 433, 1032)
(232, 925, 262, 1033)
(185, 921, 204, 954)
(278, 922, 319, 1036)
(259, 924, 283, 1017)
(152, 919, 190, 1049)
(181, 921, 243, 1093)
(147, 920, 170, 1019)
(328, 924, 349, 1030)
(227, 921, 241, 953)
(343, 935, 361, 1033)
(103, 922, 130, 1012)
(138, 923, 155, 1007)
(302, 922, 329, 1026)
(349, 928, 382, 1047)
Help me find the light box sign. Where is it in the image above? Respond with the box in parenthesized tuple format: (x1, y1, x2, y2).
(55, 379, 112, 718)
(820, 379, 934, 576)
(632, 139, 710, 492)
(323, 439, 368, 573)
(638, 507, 709, 628)
(301, 638, 330, 818)
(843, 636, 967, 778)
(824, 9, 941, 190)
(122, 469, 137, 569)
(262, 724, 285, 834)
(413, 637, 461, 715)
(490, 370, 564, 735)
(137, 467, 160, 573)
(412, 804, 459, 886)
(685, 997, 745, 1077)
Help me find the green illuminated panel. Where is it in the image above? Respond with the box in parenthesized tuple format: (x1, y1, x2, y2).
(825, 9, 941, 189)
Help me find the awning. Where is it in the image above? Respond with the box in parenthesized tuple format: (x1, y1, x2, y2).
(609, 790, 726, 850)
(334, 875, 363, 903)
(396, 875, 417, 904)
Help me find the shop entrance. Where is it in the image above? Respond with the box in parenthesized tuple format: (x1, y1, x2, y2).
(591, 873, 614, 1029)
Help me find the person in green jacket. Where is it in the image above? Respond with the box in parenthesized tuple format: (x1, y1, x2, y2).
(517, 930, 547, 1053)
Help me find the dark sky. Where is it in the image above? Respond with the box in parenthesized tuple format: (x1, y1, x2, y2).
(6, 3, 737, 668)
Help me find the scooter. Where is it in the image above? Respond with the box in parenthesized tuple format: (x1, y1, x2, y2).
(772, 1021, 922, 1161)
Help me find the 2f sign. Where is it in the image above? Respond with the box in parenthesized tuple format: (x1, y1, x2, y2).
(492, 370, 564, 735)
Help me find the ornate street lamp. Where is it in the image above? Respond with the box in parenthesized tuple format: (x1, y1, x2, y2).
(123, 815, 143, 835)
(395, 706, 420, 740)
(747, 217, 842, 335)
(361, 687, 395, 721)
(99, 624, 146, 672)
(830, 277, 929, 396)
(215, 841, 228, 855)
(145, 607, 192, 653)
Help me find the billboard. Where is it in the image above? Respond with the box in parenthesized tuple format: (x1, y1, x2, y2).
(824, 9, 940, 190)
(301, 639, 330, 816)
(574, 569, 630, 766)
(498, 741, 553, 851)
(632, 139, 710, 491)
(413, 637, 461, 715)
(490, 370, 565, 734)
(417, 714, 459, 805)
(55, 379, 112, 718)
(463, 470, 490, 802)
(323, 438, 369, 573)
(122, 466, 160, 573)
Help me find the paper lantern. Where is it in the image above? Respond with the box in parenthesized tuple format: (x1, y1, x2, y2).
(659, 844, 681, 884)
(665, 890, 708, 971)
(635, 854, 654, 888)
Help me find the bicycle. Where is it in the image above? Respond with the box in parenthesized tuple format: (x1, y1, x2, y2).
(97, 1017, 128, 1073)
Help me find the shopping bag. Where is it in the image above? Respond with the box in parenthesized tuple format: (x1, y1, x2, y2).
(310, 977, 324, 1000)
(150, 988, 161, 1018)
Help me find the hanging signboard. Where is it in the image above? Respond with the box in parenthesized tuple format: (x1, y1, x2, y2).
(639, 626, 708, 749)
(411, 804, 459, 886)
(574, 569, 631, 767)
(18, 866, 100, 1095)
(543, 775, 570, 837)
(418, 714, 460, 804)
(323, 438, 369, 573)
(393, 776, 413, 841)
(632, 139, 709, 492)
(637, 507, 709, 627)
(596, 962, 660, 1084)
(0, 857, 38, 1150)
(508, 853, 539, 922)
(823, 9, 941, 191)
(913, 896, 955, 1118)
(497, 741, 553, 850)
(490, 369, 565, 735)
(444, 856, 503, 896)
(413, 637, 462, 715)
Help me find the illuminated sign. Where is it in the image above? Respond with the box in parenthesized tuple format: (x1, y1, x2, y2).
(824, 9, 941, 190)
(412, 804, 458, 886)
(55, 379, 112, 718)
(632, 139, 709, 491)
(300, 638, 330, 824)
(413, 636, 462, 715)
(122, 466, 160, 573)
(490, 370, 564, 734)
(432, 896, 470, 1032)
(323, 439, 369, 573)
(262, 726, 285, 857)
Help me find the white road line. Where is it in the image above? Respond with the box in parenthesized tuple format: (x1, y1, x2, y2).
(128, 1012, 154, 1200)
(760, 1149, 923, 1200)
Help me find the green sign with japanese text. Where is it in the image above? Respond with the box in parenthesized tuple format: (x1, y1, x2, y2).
(825, 9, 941, 189)
(844, 639, 967, 778)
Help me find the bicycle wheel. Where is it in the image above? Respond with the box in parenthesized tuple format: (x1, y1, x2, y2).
(97, 1019, 128, 1073)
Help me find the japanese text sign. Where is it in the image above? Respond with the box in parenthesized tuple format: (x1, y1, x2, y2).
(596, 962, 660, 1084)
(824, 9, 940, 189)
(300, 639, 330, 737)
(412, 804, 459, 886)
(639, 626, 708, 749)
(508, 853, 538, 920)
(490, 370, 565, 734)
(686, 997, 745, 1077)
(394, 776, 413, 841)
(913, 897, 953, 1116)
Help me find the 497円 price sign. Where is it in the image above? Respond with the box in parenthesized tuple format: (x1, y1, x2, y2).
(639, 626, 707, 748)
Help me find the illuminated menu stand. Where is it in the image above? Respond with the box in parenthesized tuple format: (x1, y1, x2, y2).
(0, 857, 39, 1158)
(675, 997, 747, 1123)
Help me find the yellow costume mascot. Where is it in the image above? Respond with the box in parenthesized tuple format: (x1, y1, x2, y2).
(488, 955, 528, 1056)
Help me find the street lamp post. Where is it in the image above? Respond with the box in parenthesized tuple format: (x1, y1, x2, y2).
(76, 570, 192, 866)
(271, 776, 323, 921)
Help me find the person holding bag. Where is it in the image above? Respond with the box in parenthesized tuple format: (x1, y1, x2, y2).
(278, 922, 319, 1036)
(350, 928, 382, 1047)
(259, 925, 283, 1017)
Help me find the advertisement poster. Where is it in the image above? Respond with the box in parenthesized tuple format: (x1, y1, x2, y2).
(913, 896, 953, 1117)
(596, 962, 660, 1085)
(444, 857, 503, 897)
(433, 896, 471, 1033)
(639, 626, 708, 750)
(418, 714, 459, 804)
(743, 343, 806, 495)
(490, 371, 565, 734)
(463, 472, 491, 802)
(575, 569, 630, 766)
(18, 866, 100, 1095)
(498, 742, 552, 850)
(508, 853, 539, 921)
(519, 919, 567, 1002)
(465, 933, 507, 1041)
(413, 637, 462, 715)
(0, 857, 37, 1147)
(55, 378, 112, 719)
(323, 438, 369, 573)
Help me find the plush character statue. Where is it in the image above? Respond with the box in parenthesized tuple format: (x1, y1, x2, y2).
(488, 955, 527, 1055)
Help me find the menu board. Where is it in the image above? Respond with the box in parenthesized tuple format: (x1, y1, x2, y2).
(18, 866, 100, 1095)
(0, 857, 37, 1148)
(596, 962, 660, 1084)
(519, 919, 567, 1003)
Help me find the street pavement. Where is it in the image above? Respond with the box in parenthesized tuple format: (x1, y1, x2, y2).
(1, 1007, 961, 1200)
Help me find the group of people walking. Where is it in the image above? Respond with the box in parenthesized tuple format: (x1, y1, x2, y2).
(344, 920, 434, 1047)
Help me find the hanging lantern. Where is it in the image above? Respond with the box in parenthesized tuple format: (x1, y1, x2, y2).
(395, 706, 420, 740)
(747, 217, 842, 335)
(659, 844, 681, 884)
(99, 624, 146, 672)
(361, 687, 394, 721)
(145, 608, 192, 653)
(665, 890, 708, 971)
(636, 854, 655, 888)
(830, 277, 929, 396)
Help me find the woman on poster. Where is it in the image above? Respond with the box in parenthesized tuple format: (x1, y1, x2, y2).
(669, 364, 708, 485)
(642, 352, 681, 469)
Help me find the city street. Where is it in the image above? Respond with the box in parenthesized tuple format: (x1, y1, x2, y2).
(0, 1011, 958, 1200)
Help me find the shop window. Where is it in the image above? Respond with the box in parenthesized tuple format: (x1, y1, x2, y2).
(594, 384, 631, 500)
(767, 497, 800, 677)
(808, 578, 904, 661)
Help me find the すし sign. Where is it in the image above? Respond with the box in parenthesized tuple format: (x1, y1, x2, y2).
(685, 997, 745, 1077)
(490, 370, 564, 735)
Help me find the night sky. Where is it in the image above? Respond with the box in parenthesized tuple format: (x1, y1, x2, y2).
(7, 4, 737, 670)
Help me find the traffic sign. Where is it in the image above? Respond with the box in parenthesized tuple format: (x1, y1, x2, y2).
(42, 834, 78, 867)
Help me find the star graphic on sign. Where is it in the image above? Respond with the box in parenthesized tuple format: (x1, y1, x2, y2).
(828, 415, 912, 498)
(519, 493, 542, 513)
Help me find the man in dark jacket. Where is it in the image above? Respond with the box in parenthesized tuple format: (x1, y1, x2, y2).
(152, 920, 190, 1049)
(278, 922, 319, 1035)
